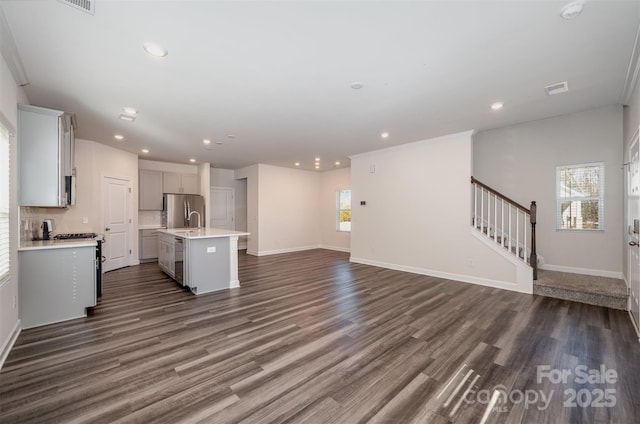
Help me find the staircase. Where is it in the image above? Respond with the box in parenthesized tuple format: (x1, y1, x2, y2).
(471, 177, 537, 278)
(471, 177, 628, 310)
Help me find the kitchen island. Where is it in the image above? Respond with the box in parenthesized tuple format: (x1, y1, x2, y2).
(157, 228, 249, 295)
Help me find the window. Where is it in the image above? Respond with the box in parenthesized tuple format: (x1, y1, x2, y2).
(556, 162, 604, 230)
(0, 122, 9, 286)
(337, 189, 351, 232)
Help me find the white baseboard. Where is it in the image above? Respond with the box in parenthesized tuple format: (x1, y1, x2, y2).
(253, 245, 322, 257)
(246, 249, 258, 256)
(238, 242, 247, 250)
(229, 280, 240, 289)
(349, 257, 532, 294)
(539, 263, 623, 279)
(318, 244, 351, 253)
(0, 320, 21, 370)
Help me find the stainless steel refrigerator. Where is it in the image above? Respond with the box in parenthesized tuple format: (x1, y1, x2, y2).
(162, 194, 206, 229)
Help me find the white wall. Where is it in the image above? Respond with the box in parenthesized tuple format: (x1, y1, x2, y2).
(211, 167, 248, 248)
(350, 131, 531, 293)
(0, 52, 28, 367)
(235, 165, 259, 254)
(474, 105, 624, 277)
(319, 167, 351, 252)
(257, 164, 321, 255)
(199, 162, 210, 226)
(138, 159, 198, 175)
(21, 139, 140, 264)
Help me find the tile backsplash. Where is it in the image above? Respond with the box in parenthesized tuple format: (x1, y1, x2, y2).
(138, 210, 162, 227)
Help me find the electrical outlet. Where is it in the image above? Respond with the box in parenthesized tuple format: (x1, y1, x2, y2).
(467, 258, 473, 267)
(207, 246, 216, 253)
(82, 217, 89, 224)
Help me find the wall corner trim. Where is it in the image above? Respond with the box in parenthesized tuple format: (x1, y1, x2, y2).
(622, 23, 640, 105)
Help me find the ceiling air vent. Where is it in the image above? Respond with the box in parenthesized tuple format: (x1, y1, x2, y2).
(57, 0, 95, 15)
(544, 81, 569, 96)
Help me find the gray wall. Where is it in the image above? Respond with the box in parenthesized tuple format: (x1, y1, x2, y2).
(473, 104, 623, 276)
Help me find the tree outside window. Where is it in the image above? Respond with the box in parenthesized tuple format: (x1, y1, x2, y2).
(337, 189, 351, 232)
(556, 163, 604, 230)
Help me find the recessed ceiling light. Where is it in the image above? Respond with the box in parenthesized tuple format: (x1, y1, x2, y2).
(227, 134, 236, 139)
(202, 139, 211, 145)
(315, 165, 320, 169)
(315, 157, 320, 162)
(122, 107, 138, 116)
(490, 102, 504, 111)
(141, 149, 149, 154)
(560, 1, 584, 19)
(119, 114, 136, 122)
(294, 162, 300, 167)
(114, 134, 124, 141)
(335, 161, 341, 166)
(215, 141, 224, 145)
(143, 42, 168, 58)
(381, 132, 389, 139)
(350, 81, 364, 90)
(189, 158, 196, 163)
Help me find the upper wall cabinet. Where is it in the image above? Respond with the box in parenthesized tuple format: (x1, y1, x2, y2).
(18, 104, 76, 207)
(163, 172, 199, 194)
(139, 170, 163, 210)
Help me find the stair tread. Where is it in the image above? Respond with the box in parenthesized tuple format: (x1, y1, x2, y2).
(534, 269, 627, 297)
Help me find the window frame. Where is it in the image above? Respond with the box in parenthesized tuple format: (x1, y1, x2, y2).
(336, 189, 351, 233)
(0, 120, 10, 288)
(556, 162, 605, 231)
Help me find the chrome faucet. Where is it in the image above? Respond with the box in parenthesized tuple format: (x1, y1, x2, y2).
(188, 210, 201, 228)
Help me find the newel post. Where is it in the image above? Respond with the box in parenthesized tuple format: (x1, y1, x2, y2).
(529, 201, 537, 280)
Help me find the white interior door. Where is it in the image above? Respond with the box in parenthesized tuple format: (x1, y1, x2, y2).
(210, 187, 234, 229)
(627, 131, 640, 327)
(103, 176, 131, 272)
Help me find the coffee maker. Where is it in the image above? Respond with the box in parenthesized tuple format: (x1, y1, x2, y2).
(41, 219, 53, 240)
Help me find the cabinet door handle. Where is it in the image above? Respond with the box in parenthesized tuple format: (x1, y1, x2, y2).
(105, 227, 111, 231)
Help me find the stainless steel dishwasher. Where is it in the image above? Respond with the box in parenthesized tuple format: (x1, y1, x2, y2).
(174, 237, 184, 285)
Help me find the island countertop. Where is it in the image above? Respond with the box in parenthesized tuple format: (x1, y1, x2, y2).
(157, 227, 250, 239)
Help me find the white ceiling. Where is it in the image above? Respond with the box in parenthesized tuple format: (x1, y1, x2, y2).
(1, 0, 639, 171)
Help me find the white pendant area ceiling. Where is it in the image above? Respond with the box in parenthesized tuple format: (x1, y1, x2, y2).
(1, 0, 639, 170)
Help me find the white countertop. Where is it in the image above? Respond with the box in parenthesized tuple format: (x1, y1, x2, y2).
(19, 239, 97, 251)
(139, 225, 166, 230)
(158, 227, 250, 239)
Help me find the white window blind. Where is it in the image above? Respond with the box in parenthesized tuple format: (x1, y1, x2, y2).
(0, 122, 9, 286)
(556, 162, 604, 230)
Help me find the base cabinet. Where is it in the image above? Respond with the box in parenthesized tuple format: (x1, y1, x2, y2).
(139, 229, 159, 261)
(19, 246, 96, 329)
(158, 232, 175, 277)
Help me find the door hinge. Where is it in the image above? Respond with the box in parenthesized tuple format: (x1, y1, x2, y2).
(129, 187, 132, 193)
(129, 218, 132, 223)
(129, 249, 132, 254)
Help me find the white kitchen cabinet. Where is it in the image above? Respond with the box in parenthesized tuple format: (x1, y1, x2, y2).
(18, 104, 76, 207)
(139, 229, 159, 261)
(19, 245, 96, 329)
(139, 170, 163, 210)
(158, 232, 175, 277)
(163, 172, 199, 194)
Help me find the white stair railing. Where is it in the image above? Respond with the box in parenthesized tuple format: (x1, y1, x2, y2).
(471, 177, 537, 278)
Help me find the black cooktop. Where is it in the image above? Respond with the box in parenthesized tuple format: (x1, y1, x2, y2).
(53, 233, 98, 240)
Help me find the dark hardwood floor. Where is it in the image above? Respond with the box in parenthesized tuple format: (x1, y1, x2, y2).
(1, 249, 639, 423)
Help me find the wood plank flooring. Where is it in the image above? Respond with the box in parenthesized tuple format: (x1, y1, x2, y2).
(1, 249, 639, 423)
